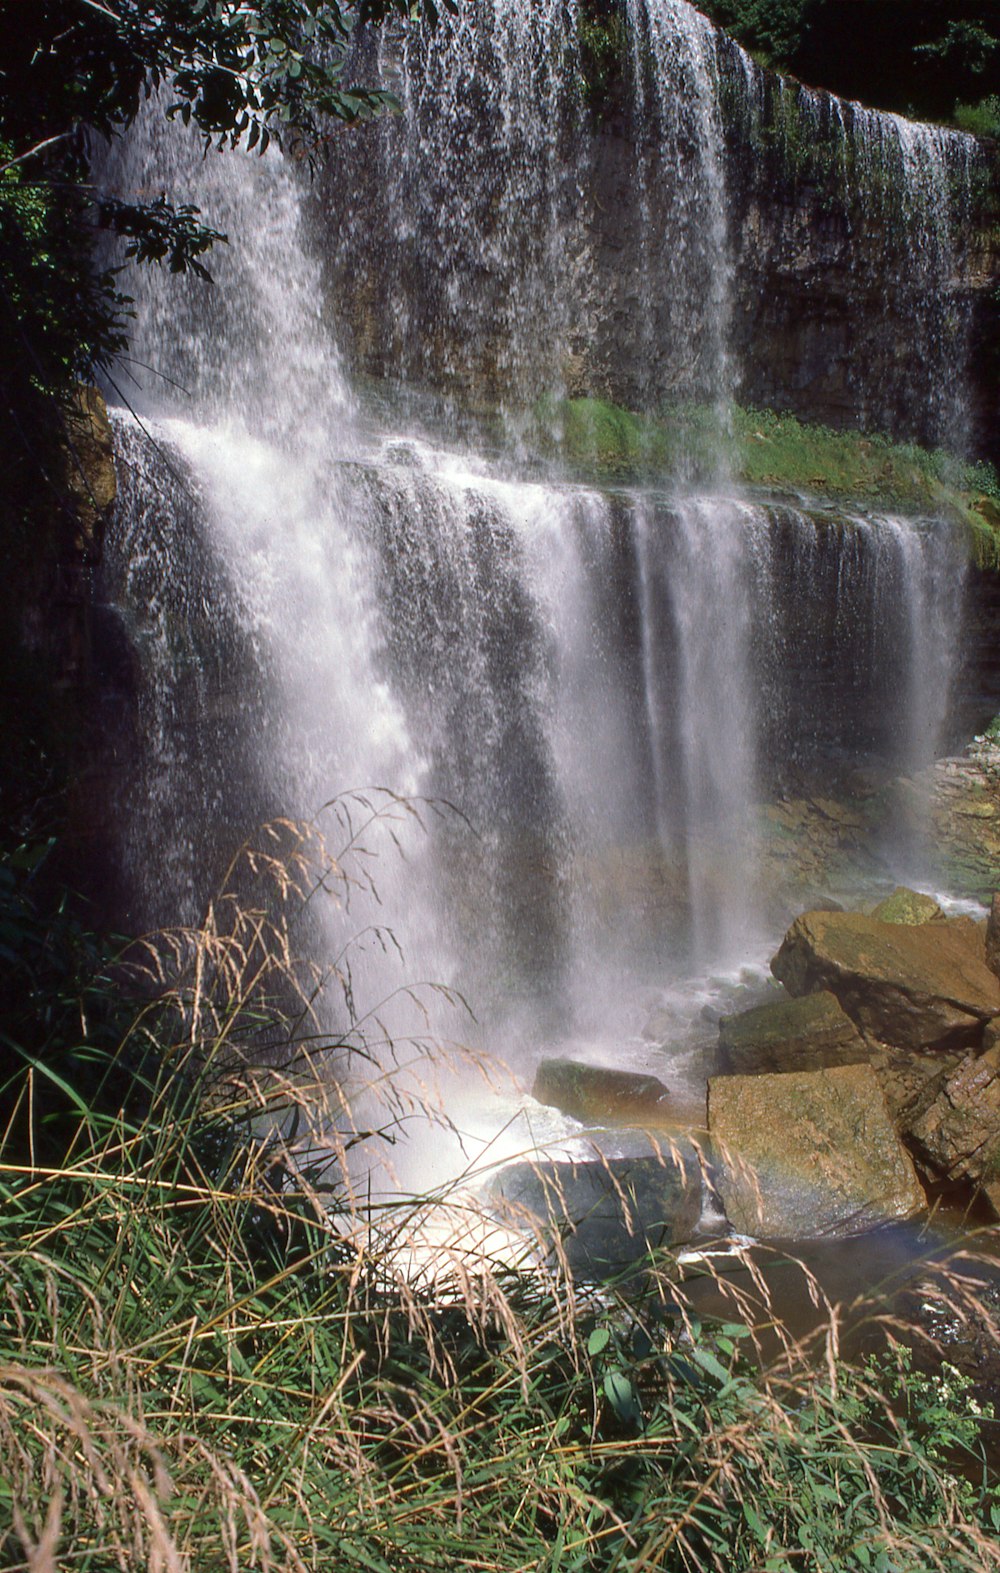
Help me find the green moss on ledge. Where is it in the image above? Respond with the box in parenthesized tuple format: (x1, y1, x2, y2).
(536, 397, 1000, 567)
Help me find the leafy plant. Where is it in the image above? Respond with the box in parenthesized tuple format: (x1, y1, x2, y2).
(0, 1, 452, 457)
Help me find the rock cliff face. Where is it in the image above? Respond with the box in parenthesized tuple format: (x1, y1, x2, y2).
(719, 70, 1000, 461)
(318, 10, 1000, 462)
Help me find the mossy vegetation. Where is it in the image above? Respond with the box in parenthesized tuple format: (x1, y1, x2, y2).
(956, 95, 1000, 140)
(535, 395, 1000, 566)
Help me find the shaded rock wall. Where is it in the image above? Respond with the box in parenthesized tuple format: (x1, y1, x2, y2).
(1, 386, 116, 841)
(317, 13, 1000, 461)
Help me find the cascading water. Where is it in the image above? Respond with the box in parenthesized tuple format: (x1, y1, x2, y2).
(632, 497, 768, 962)
(97, 0, 976, 1192)
(324, 0, 584, 413)
(625, 0, 732, 418)
(809, 93, 974, 452)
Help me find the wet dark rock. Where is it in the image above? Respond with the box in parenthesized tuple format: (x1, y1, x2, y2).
(708, 1063, 926, 1240)
(532, 1057, 671, 1126)
(986, 893, 1000, 981)
(63, 385, 116, 553)
(718, 989, 867, 1076)
(772, 910, 1000, 1052)
(492, 1153, 702, 1276)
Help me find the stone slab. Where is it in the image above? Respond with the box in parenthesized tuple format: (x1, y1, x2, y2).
(718, 989, 867, 1075)
(771, 910, 1000, 1051)
(532, 1057, 670, 1126)
(708, 1063, 925, 1240)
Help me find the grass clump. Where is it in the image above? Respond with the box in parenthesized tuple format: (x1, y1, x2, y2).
(535, 396, 1000, 566)
(535, 396, 728, 481)
(3, 809, 1000, 1570)
(735, 404, 993, 504)
(955, 96, 1000, 139)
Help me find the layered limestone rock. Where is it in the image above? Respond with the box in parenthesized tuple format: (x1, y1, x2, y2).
(772, 910, 1000, 1051)
(708, 1064, 926, 1239)
(532, 1058, 671, 1126)
(869, 1045, 963, 1134)
(717, 989, 867, 1075)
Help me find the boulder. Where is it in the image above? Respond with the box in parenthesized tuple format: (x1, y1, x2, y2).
(532, 1057, 670, 1126)
(986, 893, 1000, 982)
(869, 1045, 960, 1131)
(870, 886, 944, 925)
(771, 910, 1000, 1052)
(492, 1153, 702, 1276)
(708, 1064, 926, 1240)
(718, 989, 867, 1075)
(907, 1043, 1000, 1209)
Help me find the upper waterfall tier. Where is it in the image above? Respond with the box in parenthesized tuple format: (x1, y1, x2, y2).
(317, 0, 993, 458)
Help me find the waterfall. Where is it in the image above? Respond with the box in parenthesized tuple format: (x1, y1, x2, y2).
(97, 0, 973, 1122)
(815, 94, 974, 452)
(322, 0, 584, 414)
(635, 497, 770, 961)
(625, 0, 732, 419)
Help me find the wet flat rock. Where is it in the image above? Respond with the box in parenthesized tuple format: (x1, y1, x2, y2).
(492, 1153, 701, 1276)
(531, 1057, 671, 1126)
(708, 1063, 925, 1240)
(718, 989, 867, 1075)
(771, 910, 1000, 1052)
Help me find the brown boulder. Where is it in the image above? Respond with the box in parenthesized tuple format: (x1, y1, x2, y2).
(771, 910, 1000, 1052)
(907, 1043, 1000, 1207)
(718, 989, 867, 1075)
(532, 1057, 670, 1126)
(708, 1063, 926, 1240)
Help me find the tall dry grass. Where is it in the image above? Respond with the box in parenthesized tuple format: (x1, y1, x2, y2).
(2, 796, 1000, 1571)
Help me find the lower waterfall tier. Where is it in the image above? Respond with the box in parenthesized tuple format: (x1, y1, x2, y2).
(96, 414, 977, 1036)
